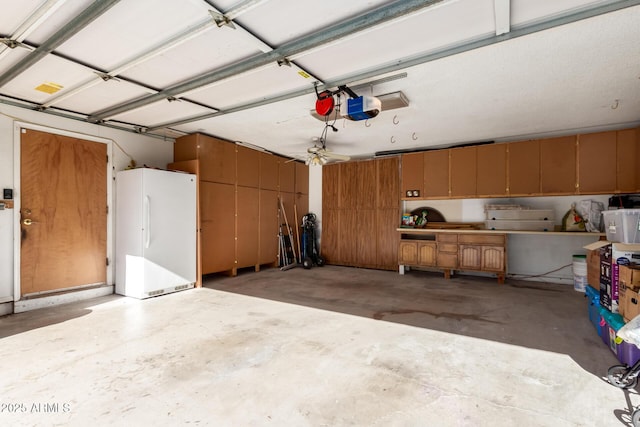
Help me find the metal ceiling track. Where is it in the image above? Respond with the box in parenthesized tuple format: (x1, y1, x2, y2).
(148, 0, 640, 132)
(0, 0, 122, 88)
(87, 0, 445, 123)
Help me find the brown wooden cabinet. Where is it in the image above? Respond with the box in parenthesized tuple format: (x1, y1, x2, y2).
(578, 131, 616, 194)
(477, 144, 506, 197)
(399, 231, 506, 283)
(174, 133, 304, 278)
(401, 152, 424, 198)
(616, 128, 638, 193)
(507, 139, 540, 196)
(540, 135, 576, 194)
(424, 149, 449, 198)
(450, 146, 477, 198)
(200, 182, 235, 274)
(322, 157, 400, 271)
(174, 133, 236, 185)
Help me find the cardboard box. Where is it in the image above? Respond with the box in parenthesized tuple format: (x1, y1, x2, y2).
(620, 283, 640, 322)
(583, 241, 640, 313)
(619, 264, 640, 291)
(587, 249, 600, 290)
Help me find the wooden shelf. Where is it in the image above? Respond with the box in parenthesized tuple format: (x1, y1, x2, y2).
(398, 228, 605, 237)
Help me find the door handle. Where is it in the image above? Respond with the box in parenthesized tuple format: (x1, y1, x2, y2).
(22, 218, 36, 226)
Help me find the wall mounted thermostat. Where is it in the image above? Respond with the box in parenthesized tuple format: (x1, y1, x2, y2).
(3, 189, 12, 199)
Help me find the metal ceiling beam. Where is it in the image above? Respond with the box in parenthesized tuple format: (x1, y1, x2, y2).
(494, 0, 510, 36)
(147, 0, 640, 132)
(0, 0, 68, 62)
(87, 0, 445, 123)
(0, 0, 121, 88)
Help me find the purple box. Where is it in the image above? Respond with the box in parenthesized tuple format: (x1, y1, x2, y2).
(619, 341, 640, 366)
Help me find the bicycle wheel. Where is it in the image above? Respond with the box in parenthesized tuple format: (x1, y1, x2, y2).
(632, 407, 640, 427)
(608, 364, 638, 389)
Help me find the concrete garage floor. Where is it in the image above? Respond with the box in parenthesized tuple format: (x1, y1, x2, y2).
(1, 266, 638, 426)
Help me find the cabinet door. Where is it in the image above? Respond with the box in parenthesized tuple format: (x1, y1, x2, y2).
(237, 145, 260, 188)
(418, 242, 437, 266)
(578, 131, 616, 194)
(236, 186, 259, 269)
(260, 152, 279, 190)
(358, 160, 377, 209)
(339, 209, 359, 265)
(424, 150, 449, 198)
(617, 128, 638, 193)
(481, 246, 505, 272)
(401, 152, 424, 198)
(450, 146, 477, 198)
(295, 162, 309, 194)
(198, 136, 237, 185)
(458, 245, 482, 270)
(377, 157, 400, 209)
(339, 162, 359, 209)
(200, 182, 235, 274)
(399, 241, 418, 265)
(259, 189, 279, 265)
(322, 163, 340, 208)
(357, 209, 377, 267)
(278, 157, 295, 193)
(377, 208, 400, 270)
(321, 209, 340, 264)
(540, 135, 576, 194)
(477, 144, 507, 196)
(508, 140, 540, 196)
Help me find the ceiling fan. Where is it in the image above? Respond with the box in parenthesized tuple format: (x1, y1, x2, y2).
(306, 138, 350, 166)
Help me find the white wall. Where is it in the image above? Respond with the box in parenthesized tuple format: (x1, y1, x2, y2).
(0, 104, 174, 314)
(308, 164, 611, 285)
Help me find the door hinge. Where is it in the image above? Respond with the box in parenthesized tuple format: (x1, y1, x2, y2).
(106, 257, 110, 266)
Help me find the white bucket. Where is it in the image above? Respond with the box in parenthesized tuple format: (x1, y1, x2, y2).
(572, 255, 587, 292)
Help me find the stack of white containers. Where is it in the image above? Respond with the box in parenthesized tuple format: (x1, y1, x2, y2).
(484, 204, 555, 231)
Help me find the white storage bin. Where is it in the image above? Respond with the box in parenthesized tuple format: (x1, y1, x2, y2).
(484, 219, 555, 231)
(486, 209, 554, 221)
(603, 209, 640, 243)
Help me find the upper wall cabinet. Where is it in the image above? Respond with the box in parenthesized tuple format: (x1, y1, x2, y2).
(616, 128, 639, 193)
(174, 133, 237, 184)
(259, 152, 279, 191)
(401, 152, 424, 198)
(278, 158, 295, 193)
(424, 150, 449, 198)
(237, 145, 260, 188)
(477, 144, 507, 197)
(295, 162, 309, 194)
(450, 146, 477, 198)
(377, 156, 400, 208)
(577, 131, 616, 194)
(540, 135, 576, 195)
(507, 139, 540, 196)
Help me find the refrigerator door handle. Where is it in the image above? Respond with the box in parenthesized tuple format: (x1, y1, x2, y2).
(145, 195, 150, 248)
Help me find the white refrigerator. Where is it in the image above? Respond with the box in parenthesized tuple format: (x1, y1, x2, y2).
(115, 168, 197, 299)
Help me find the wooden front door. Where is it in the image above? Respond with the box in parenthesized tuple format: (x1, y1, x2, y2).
(20, 128, 107, 296)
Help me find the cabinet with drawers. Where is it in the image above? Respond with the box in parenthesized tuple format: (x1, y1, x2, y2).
(399, 231, 507, 284)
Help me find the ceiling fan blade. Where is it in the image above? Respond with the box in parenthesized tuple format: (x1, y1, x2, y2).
(322, 151, 350, 161)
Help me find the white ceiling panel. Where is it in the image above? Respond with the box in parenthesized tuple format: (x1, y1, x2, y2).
(55, 0, 209, 71)
(295, 0, 496, 81)
(108, 98, 215, 127)
(228, 0, 395, 46)
(0, 0, 44, 35)
(185, 63, 315, 109)
(0, 0, 637, 161)
(0, 49, 31, 76)
(511, 0, 612, 26)
(19, 0, 95, 44)
(120, 24, 265, 89)
(0, 54, 96, 104)
(53, 78, 154, 115)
